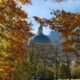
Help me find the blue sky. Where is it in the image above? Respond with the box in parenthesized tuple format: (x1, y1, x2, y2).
(21, 0, 80, 35)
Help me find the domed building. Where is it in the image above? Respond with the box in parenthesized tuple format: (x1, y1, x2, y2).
(28, 25, 54, 65)
(28, 25, 54, 79)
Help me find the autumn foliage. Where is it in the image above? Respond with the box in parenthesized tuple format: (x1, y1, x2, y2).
(0, 0, 80, 79)
(49, 11, 80, 56)
(0, 0, 32, 79)
(34, 10, 80, 56)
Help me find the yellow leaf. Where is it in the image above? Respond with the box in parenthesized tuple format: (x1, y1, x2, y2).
(0, 0, 2, 4)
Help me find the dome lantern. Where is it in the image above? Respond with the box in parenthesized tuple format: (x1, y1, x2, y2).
(38, 25, 43, 34)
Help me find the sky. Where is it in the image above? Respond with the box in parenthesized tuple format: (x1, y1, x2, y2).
(21, 0, 80, 35)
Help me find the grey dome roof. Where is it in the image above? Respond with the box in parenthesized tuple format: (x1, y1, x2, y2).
(30, 33, 51, 44)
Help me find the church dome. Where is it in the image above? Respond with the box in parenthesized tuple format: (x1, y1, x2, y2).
(29, 25, 51, 44)
(31, 34, 51, 44)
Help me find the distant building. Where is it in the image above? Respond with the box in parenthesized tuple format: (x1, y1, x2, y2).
(28, 25, 54, 67)
(27, 25, 55, 78)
